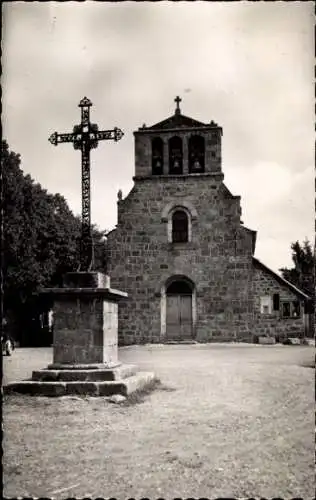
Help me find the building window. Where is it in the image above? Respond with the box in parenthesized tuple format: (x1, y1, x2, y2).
(169, 136, 183, 174)
(273, 293, 280, 311)
(172, 210, 188, 243)
(282, 302, 291, 318)
(189, 135, 205, 173)
(260, 296, 272, 314)
(281, 300, 301, 318)
(163, 202, 197, 244)
(292, 301, 300, 317)
(152, 137, 163, 175)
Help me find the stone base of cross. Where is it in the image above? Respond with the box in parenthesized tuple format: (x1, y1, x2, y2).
(4, 271, 157, 397)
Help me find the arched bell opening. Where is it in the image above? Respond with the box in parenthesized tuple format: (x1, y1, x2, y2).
(188, 135, 205, 173)
(152, 137, 164, 175)
(169, 136, 183, 174)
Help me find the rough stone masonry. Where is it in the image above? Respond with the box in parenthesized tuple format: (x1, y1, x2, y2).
(106, 99, 310, 344)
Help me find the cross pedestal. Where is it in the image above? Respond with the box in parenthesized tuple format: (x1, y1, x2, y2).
(46, 272, 121, 367)
(5, 273, 156, 398)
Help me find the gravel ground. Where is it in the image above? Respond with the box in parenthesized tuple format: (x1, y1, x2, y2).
(3, 344, 315, 499)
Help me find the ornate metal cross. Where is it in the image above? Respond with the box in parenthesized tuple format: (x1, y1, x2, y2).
(49, 97, 124, 271)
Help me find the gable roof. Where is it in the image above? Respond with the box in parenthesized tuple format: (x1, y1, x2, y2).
(143, 113, 219, 131)
(253, 257, 311, 300)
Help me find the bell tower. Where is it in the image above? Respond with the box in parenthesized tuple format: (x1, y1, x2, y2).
(133, 97, 223, 179)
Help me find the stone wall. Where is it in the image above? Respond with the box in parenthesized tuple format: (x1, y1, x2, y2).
(252, 263, 305, 339)
(53, 295, 105, 364)
(106, 107, 310, 344)
(107, 173, 255, 344)
(52, 290, 120, 365)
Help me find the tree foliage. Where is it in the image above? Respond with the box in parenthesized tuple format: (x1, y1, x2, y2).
(2, 140, 107, 342)
(280, 239, 315, 297)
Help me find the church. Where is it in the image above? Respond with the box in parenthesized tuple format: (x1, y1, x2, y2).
(106, 97, 310, 344)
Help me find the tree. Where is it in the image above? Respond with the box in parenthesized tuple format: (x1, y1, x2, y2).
(2, 141, 107, 344)
(280, 239, 315, 298)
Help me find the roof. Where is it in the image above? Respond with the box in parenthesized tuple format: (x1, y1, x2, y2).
(253, 257, 311, 300)
(136, 96, 222, 132)
(219, 183, 239, 199)
(105, 228, 117, 238)
(139, 113, 220, 131)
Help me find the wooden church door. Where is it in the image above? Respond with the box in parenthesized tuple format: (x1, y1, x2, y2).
(166, 280, 193, 340)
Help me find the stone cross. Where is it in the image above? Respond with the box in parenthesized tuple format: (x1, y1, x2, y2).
(174, 95, 182, 114)
(49, 97, 124, 271)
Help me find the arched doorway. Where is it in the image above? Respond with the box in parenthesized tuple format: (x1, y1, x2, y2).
(165, 278, 194, 340)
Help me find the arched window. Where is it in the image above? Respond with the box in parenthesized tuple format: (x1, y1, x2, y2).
(163, 202, 197, 244)
(152, 137, 163, 175)
(189, 135, 205, 173)
(172, 210, 188, 243)
(169, 136, 183, 174)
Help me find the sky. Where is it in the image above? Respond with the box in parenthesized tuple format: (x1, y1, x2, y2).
(2, 1, 314, 273)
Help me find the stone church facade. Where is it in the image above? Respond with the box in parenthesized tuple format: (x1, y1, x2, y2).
(106, 98, 310, 344)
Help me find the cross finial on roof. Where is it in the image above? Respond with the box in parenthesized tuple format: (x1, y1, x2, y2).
(79, 96, 92, 107)
(174, 95, 182, 115)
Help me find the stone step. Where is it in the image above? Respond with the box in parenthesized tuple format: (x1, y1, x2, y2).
(32, 364, 137, 382)
(258, 336, 276, 345)
(164, 340, 198, 344)
(4, 371, 156, 397)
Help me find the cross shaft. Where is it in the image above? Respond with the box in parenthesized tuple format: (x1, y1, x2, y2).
(49, 97, 124, 271)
